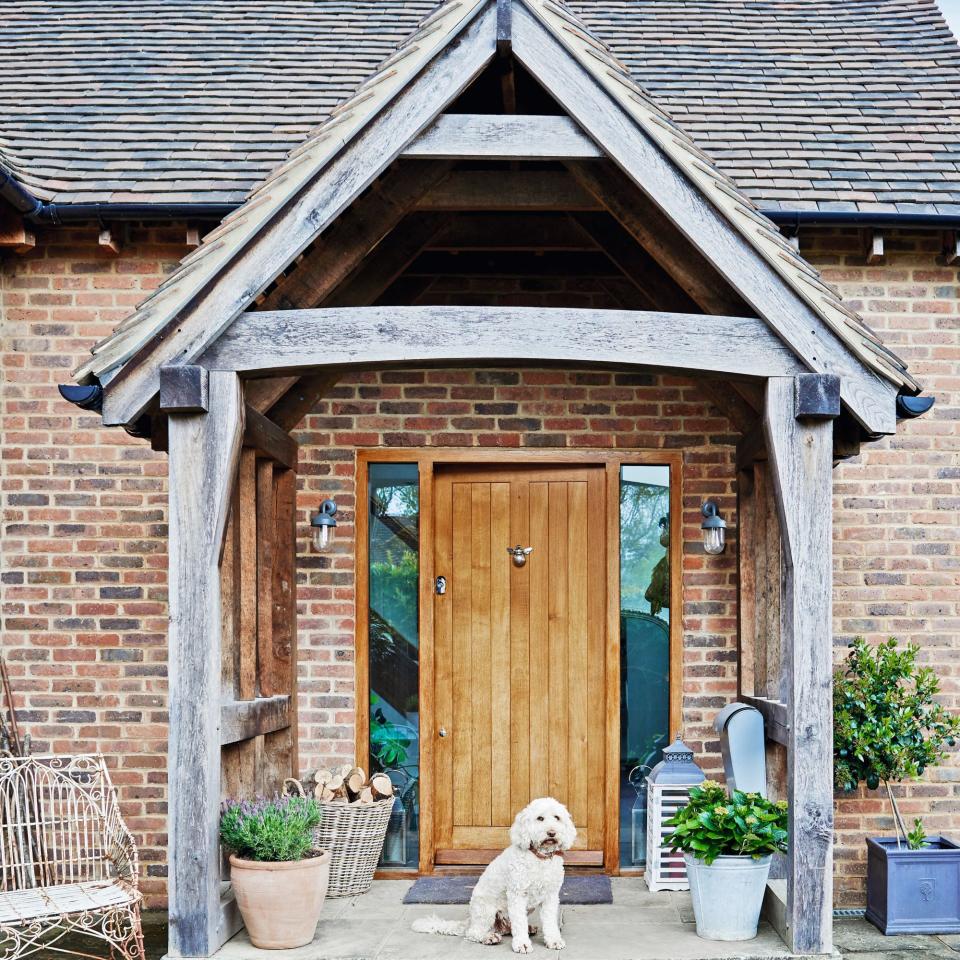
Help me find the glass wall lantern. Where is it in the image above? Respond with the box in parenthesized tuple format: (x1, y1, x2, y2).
(310, 499, 338, 552)
(700, 500, 727, 555)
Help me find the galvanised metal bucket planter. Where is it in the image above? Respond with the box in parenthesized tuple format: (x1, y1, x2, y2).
(684, 853, 772, 941)
(866, 836, 960, 935)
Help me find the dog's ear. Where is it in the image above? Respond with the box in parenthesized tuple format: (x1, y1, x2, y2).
(558, 803, 577, 850)
(510, 804, 533, 849)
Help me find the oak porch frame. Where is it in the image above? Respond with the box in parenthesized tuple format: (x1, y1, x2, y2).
(354, 447, 684, 879)
(164, 372, 302, 959)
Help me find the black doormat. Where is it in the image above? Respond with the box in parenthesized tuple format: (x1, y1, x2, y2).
(403, 875, 612, 905)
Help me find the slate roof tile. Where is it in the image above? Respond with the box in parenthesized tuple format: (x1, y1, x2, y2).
(1, 0, 959, 213)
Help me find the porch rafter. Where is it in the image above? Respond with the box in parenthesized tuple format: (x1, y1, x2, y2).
(197, 305, 807, 382)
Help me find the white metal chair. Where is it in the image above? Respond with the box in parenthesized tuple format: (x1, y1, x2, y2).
(0, 755, 144, 960)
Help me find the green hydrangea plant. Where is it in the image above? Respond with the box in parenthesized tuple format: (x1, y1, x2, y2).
(664, 780, 788, 865)
(834, 637, 960, 849)
(220, 794, 323, 862)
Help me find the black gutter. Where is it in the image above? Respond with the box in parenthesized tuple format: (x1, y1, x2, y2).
(0, 167, 235, 224)
(4, 163, 960, 231)
(763, 209, 960, 233)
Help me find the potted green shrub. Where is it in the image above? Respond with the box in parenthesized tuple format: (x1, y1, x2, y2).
(665, 780, 788, 941)
(834, 637, 960, 935)
(220, 793, 330, 949)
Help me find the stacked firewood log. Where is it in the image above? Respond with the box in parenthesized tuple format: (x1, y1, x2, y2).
(312, 764, 394, 805)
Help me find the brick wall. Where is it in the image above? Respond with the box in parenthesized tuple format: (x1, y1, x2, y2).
(294, 363, 740, 779)
(1, 224, 957, 908)
(1, 224, 182, 901)
(803, 229, 960, 907)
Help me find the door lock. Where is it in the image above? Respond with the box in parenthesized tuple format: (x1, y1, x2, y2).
(435, 576, 447, 596)
(439, 727, 448, 738)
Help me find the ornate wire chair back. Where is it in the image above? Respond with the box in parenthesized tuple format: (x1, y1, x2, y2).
(0, 755, 137, 892)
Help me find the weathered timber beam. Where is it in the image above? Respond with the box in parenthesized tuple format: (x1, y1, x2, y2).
(595, 276, 656, 311)
(323, 212, 451, 307)
(515, 0, 896, 434)
(160, 364, 209, 413)
(572, 211, 699, 313)
(736, 420, 767, 470)
(167, 373, 244, 959)
(100, 6, 497, 426)
(264, 372, 342, 432)
(243, 405, 298, 469)
(0, 207, 35, 253)
(416, 170, 603, 211)
(244, 377, 299, 412)
(199, 306, 807, 380)
(764, 376, 834, 956)
(740, 695, 789, 747)
(220, 695, 291, 746)
(698, 379, 757, 434)
(865, 229, 885, 265)
(402, 113, 602, 160)
(427, 213, 595, 251)
(567, 161, 749, 317)
(262, 161, 452, 311)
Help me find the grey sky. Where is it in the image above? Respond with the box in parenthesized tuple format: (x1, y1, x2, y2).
(938, 0, 960, 41)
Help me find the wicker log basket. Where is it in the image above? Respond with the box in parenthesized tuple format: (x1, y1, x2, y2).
(286, 767, 395, 898)
(312, 796, 394, 897)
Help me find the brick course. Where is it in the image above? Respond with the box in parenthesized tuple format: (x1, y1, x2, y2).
(1, 224, 957, 908)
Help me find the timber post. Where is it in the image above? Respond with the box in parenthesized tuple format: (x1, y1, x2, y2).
(764, 375, 836, 955)
(167, 371, 245, 959)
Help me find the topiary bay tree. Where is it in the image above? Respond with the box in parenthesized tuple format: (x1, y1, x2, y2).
(834, 636, 960, 848)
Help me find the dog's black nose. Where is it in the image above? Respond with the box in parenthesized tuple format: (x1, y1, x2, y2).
(547, 830, 556, 838)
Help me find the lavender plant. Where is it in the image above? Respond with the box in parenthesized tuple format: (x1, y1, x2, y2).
(220, 794, 322, 862)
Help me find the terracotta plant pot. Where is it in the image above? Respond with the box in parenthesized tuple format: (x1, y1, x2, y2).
(229, 850, 331, 949)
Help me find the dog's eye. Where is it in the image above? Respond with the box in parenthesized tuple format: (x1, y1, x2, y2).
(536, 816, 544, 822)
(555, 815, 561, 821)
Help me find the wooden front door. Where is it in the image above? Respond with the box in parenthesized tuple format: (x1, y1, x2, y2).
(432, 464, 607, 864)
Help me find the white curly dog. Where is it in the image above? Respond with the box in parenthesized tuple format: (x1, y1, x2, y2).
(412, 797, 576, 953)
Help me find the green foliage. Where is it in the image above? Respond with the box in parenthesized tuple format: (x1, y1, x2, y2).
(833, 637, 960, 793)
(664, 780, 788, 866)
(220, 794, 322, 863)
(370, 549, 419, 652)
(907, 817, 928, 851)
(370, 693, 412, 768)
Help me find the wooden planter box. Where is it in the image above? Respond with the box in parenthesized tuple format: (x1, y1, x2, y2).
(866, 836, 960, 935)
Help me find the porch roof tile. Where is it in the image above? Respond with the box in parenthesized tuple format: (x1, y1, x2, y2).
(1, 0, 958, 214)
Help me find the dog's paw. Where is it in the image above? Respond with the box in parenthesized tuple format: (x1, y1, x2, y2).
(544, 936, 565, 951)
(512, 939, 533, 954)
(481, 932, 503, 945)
(528, 924, 539, 937)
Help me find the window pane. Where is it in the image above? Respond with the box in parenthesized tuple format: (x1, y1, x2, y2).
(368, 462, 420, 869)
(619, 464, 671, 867)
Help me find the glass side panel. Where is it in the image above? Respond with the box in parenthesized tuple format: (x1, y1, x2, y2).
(368, 462, 420, 870)
(619, 464, 671, 868)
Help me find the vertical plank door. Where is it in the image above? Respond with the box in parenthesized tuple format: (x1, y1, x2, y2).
(433, 464, 606, 865)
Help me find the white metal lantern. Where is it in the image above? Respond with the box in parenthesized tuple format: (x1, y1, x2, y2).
(645, 734, 705, 891)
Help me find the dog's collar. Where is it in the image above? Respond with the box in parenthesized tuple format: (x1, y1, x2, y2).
(529, 844, 563, 860)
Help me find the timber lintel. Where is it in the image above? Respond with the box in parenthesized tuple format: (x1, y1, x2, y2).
(220, 695, 291, 746)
